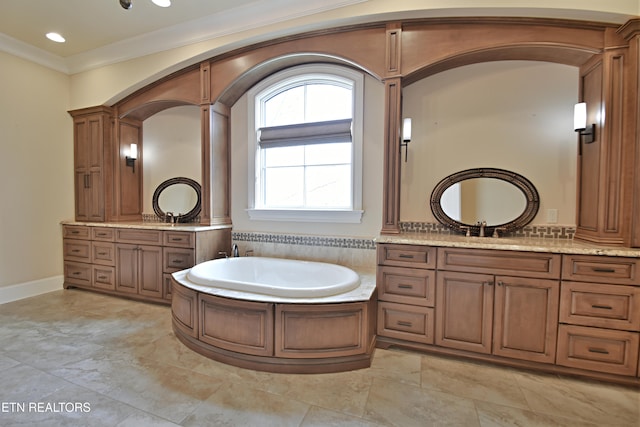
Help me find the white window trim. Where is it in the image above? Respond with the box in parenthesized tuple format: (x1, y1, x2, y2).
(246, 64, 364, 223)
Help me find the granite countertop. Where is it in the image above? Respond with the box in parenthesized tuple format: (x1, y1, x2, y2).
(172, 267, 377, 304)
(61, 220, 231, 232)
(376, 232, 640, 258)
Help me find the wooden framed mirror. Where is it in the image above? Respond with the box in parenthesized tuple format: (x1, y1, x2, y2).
(152, 177, 202, 223)
(430, 168, 539, 236)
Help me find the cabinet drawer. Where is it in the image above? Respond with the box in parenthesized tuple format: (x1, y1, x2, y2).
(562, 255, 640, 285)
(556, 325, 639, 376)
(164, 231, 195, 248)
(377, 266, 435, 307)
(64, 261, 91, 286)
(437, 247, 561, 279)
(377, 301, 434, 344)
(92, 265, 115, 290)
(560, 281, 640, 331)
(377, 244, 436, 269)
(62, 225, 89, 240)
(163, 247, 195, 273)
(63, 239, 91, 262)
(115, 228, 163, 245)
(91, 227, 115, 241)
(91, 242, 115, 266)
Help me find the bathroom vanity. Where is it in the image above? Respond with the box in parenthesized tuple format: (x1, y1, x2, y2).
(376, 235, 640, 385)
(62, 221, 231, 304)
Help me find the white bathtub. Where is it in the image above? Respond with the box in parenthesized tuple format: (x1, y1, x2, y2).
(185, 257, 361, 298)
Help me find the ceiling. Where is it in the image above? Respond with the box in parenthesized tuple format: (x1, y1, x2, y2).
(0, 0, 365, 74)
(0, 0, 638, 75)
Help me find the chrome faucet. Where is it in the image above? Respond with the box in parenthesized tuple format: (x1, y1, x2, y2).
(166, 212, 174, 224)
(232, 244, 239, 257)
(478, 220, 487, 237)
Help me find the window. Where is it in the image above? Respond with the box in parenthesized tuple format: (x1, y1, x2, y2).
(247, 64, 364, 223)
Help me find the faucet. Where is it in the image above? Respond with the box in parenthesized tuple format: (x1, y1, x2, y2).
(232, 244, 239, 257)
(166, 212, 174, 224)
(478, 220, 487, 237)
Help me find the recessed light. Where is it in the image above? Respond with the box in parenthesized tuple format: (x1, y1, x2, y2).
(46, 32, 66, 43)
(152, 0, 171, 7)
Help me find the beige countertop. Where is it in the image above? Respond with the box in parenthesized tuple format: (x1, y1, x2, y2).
(376, 232, 640, 258)
(61, 220, 231, 232)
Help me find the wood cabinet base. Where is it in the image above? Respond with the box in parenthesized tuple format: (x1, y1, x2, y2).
(376, 336, 640, 387)
(171, 279, 377, 374)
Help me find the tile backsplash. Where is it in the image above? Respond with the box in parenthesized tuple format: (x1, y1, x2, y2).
(399, 222, 576, 240)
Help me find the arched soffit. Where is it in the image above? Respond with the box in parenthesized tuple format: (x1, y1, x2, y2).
(400, 19, 609, 84)
(403, 43, 601, 85)
(117, 64, 201, 121)
(216, 53, 379, 107)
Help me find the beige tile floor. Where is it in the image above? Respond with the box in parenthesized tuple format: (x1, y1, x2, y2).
(0, 289, 638, 426)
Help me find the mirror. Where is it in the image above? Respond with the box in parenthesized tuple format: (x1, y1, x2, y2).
(430, 168, 539, 236)
(152, 177, 202, 223)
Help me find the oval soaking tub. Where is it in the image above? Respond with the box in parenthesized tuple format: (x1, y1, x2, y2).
(171, 257, 377, 374)
(186, 257, 361, 298)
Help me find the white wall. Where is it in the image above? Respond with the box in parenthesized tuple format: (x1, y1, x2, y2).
(231, 74, 385, 238)
(142, 105, 201, 216)
(0, 51, 72, 291)
(401, 61, 578, 226)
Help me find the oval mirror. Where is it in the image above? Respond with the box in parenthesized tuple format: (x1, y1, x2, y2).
(430, 168, 539, 236)
(152, 177, 201, 223)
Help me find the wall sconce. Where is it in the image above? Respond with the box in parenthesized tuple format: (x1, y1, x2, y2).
(400, 118, 412, 162)
(574, 102, 595, 144)
(126, 143, 138, 173)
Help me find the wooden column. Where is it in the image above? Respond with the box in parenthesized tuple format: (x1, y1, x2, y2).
(201, 102, 231, 226)
(381, 23, 403, 234)
(617, 19, 640, 248)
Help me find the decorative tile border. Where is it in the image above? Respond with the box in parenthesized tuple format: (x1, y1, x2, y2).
(232, 232, 376, 250)
(400, 222, 576, 240)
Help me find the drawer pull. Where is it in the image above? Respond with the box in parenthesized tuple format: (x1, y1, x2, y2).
(71, 249, 80, 253)
(72, 272, 81, 276)
(398, 284, 413, 289)
(398, 254, 414, 259)
(97, 275, 107, 280)
(172, 260, 183, 264)
(588, 347, 609, 355)
(97, 232, 107, 236)
(591, 267, 616, 273)
(591, 304, 613, 310)
(397, 321, 413, 327)
(98, 252, 107, 256)
(70, 230, 80, 234)
(171, 238, 183, 241)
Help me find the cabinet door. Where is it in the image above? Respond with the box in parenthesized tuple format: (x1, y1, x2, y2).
(138, 245, 163, 298)
(115, 244, 138, 294)
(493, 276, 560, 363)
(435, 271, 494, 354)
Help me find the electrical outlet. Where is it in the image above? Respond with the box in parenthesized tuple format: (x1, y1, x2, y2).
(547, 209, 558, 224)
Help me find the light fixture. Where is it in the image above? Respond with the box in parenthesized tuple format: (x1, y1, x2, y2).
(46, 32, 65, 43)
(152, 0, 171, 7)
(400, 118, 412, 162)
(126, 143, 138, 172)
(574, 102, 595, 144)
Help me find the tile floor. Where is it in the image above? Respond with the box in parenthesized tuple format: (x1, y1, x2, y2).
(0, 289, 638, 426)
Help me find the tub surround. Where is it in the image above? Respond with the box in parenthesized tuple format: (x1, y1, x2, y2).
(376, 232, 640, 386)
(61, 221, 231, 304)
(171, 267, 377, 374)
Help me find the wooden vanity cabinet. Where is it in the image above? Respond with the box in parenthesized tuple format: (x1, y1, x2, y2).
(377, 244, 436, 344)
(70, 107, 113, 222)
(435, 248, 561, 364)
(62, 223, 231, 304)
(557, 254, 640, 376)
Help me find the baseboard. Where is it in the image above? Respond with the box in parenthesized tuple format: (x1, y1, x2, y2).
(0, 275, 64, 304)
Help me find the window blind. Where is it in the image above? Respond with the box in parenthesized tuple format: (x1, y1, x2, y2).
(258, 118, 352, 148)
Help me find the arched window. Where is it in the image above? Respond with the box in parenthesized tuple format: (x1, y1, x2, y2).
(247, 64, 364, 223)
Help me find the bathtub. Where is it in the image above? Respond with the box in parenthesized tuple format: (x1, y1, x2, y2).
(186, 256, 361, 298)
